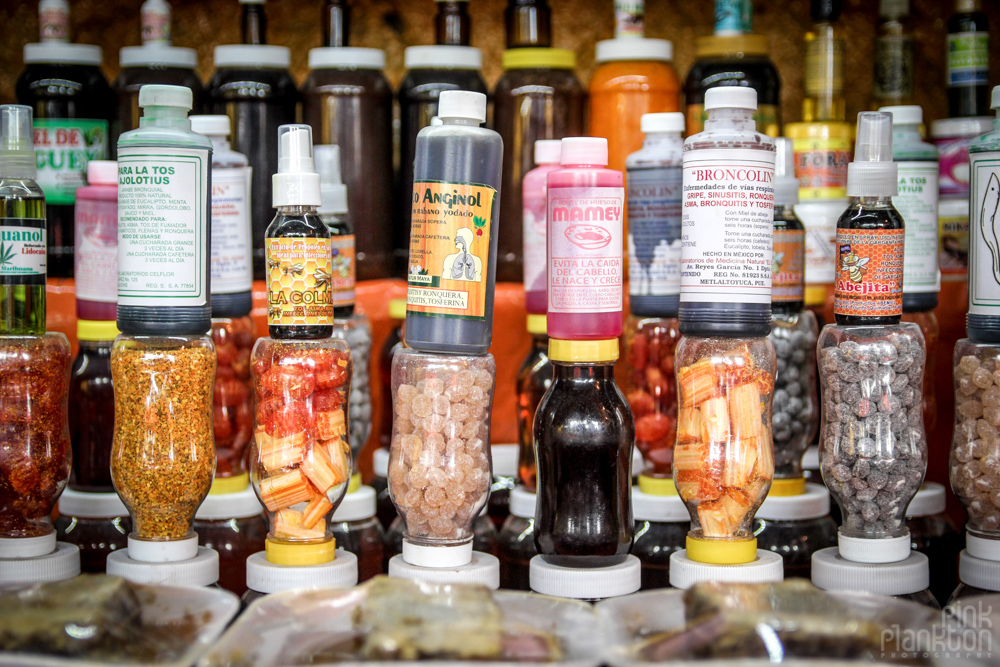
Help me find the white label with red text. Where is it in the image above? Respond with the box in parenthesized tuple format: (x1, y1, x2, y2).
(210, 166, 253, 294)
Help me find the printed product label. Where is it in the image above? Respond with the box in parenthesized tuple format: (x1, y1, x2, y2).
(627, 166, 682, 297)
(547, 186, 625, 314)
(947, 32, 989, 86)
(330, 234, 356, 308)
(614, 0, 644, 37)
(33, 119, 108, 205)
(117, 147, 209, 307)
(209, 166, 253, 295)
(407, 180, 496, 321)
(680, 148, 775, 304)
(772, 229, 805, 303)
(793, 137, 852, 200)
(895, 162, 940, 294)
(0, 222, 46, 280)
(940, 206, 969, 281)
(686, 104, 780, 141)
(804, 38, 844, 96)
(969, 153, 1000, 316)
(833, 228, 904, 317)
(39, 7, 69, 41)
(523, 179, 547, 295)
(266, 237, 334, 326)
(873, 35, 914, 100)
(935, 135, 975, 197)
(75, 197, 117, 303)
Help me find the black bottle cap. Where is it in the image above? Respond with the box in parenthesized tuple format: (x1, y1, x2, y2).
(811, 0, 841, 22)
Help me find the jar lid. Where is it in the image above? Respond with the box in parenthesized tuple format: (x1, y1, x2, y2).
(837, 530, 912, 563)
(309, 47, 385, 70)
(561, 136, 608, 166)
(959, 550, 1000, 593)
(24, 42, 102, 66)
(0, 542, 80, 585)
(404, 45, 482, 70)
(502, 48, 575, 70)
(812, 547, 929, 596)
(195, 485, 263, 520)
(246, 549, 358, 593)
(0, 532, 57, 559)
(931, 116, 994, 139)
(878, 105, 923, 126)
(529, 554, 641, 599)
(756, 483, 830, 520)
(905, 482, 946, 518)
(695, 34, 769, 58)
(705, 86, 757, 111)
(669, 549, 784, 589)
(190, 114, 231, 137)
(641, 112, 685, 134)
(595, 38, 672, 63)
(491, 444, 518, 478)
(526, 313, 548, 335)
(120, 45, 197, 69)
(373, 447, 390, 478)
(128, 532, 200, 562)
(509, 486, 537, 519)
(77, 319, 120, 341)
(784, 121, 855, 141)
(402, 539, 474, 567)
(632, 486, 689, 522)
(332, 485, 376, 522)
(389, 551, 500, 590)
(438, 90, 486, 123)
(214, 44, 290, 68)
(58, 488, 128, 519)
(106, 546, 219, 587)
(549, 338, 619, 363)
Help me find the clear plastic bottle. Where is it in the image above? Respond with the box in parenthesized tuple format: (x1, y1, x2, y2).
(383, 511, 499, 572)
(209, 316, 255, 481)
(68, 321, 118, 492)
(522, 140, 562, 314)
(967, 87, 1000, 343)
(498, 486, 537, 590)
(516, 314, 551, 491)
(74, 160, 118, 321)
(873, 0, 914, 108)
(802, 0, 846, 123)
(378, 300, 405, 453)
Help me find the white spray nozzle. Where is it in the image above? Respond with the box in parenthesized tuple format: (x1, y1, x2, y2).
(846, 111, 898, 198)
(315, 144, 349, 215)
(0, 105, 37, 180)
(273, 124, 321, 208)
(773, 136, 799, 207)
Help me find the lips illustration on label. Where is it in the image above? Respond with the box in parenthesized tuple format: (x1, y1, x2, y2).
(565, 224, 612, 249)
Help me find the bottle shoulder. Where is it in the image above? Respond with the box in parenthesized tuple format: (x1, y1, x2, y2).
(266, 210, 330, 238)
(118, 127, 213, 151)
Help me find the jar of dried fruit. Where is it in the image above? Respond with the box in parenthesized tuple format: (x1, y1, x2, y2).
(211, 316, 256, 484)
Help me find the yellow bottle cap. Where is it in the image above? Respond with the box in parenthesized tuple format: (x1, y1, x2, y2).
(209, 472, 250, 495)
(347, 471, 361, 494)
(77, 319, 120, 341)
(695, 34, 769, 58)
(526, 314, 547, 335)
(805, 284, 829, 308)
(265, 537, 337, 566)
(686, 535, 758, 565)
(769, 477, 807, 496)
(548, 338, 619, 363)
(638, 474, 678, 496)
(502, 48, 576, 70)
(389, 299, 407, 321)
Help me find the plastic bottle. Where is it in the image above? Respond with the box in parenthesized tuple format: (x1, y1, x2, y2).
(498, 487, 537, 591)
(68, 320, 119, 492)
(322, 0, 349, 47)
(382, 510, 499, 573)
(54, 489, 129, 574)
(967, 87, 1000, 343)
(679, 87, 776, 338)
(488, 444, 518, 528)
(140, 0, 171, 44)
(948, 551, 1000, 604)
(506, 0, 550, 49)
(802, 0, 846, 123)
(241, 0, 266, 45)
(516, 314, 551, 491)
(378, 300, 405, 453)
(624, 316, 679, 482)
(546, 137, 625, 340)
(404, 91, 502, 355)
(435, 0, 471, 46)
(906, 482, 960, 606)
(947, 0, 990, 118)
(873, 0, 914, 109)
(631, 486, 687, 589)
(74, 160, 118, 321)
(522, 141, 562, 314)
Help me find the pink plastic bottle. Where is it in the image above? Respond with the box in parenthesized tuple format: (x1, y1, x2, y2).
(546, 137, 625, 339)
(523, 139, 562, 315)
(74, 160, 118, 320)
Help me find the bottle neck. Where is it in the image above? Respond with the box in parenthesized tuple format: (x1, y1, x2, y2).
(848, 195, 895, 207)
(242, 3, 266, 45)
(506, 0, 551, 48)
(139, 106, 190, 130)
(435, 1, 470, 46)
(704, 109, 756, 131)
(277, 205, 318, 215)
(642, 132, 683, 150)
(553, 361, 615, 380)
(323, 0, 350, 47)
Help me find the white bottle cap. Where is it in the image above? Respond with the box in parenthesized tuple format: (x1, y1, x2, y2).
(430, 116, 443, 126)
(273, 124, 322, 208)
(491, 444, 518, 478)
(802, 445, 820, 471)
(878, 104, 922, 126)
(127, 532, 200, 562)
(529, 555, 641, 599)
(0, 532, 58, 558)
(214, 44, 290, 69)
(107, 546, 220, 587)
(704, 86, 758, 111)
(757, 483, 829, 520)
(632, 487, 689, 522)
(959, 550, 1000, 593)
(86, 160, 118, 185)
(641, 112, 685, 134)
(332, 485, 376, 522)
(138, 83, 192, 110)
(120, 45, 197, 69)
(509, 486, 537, 519)
(437, 90, 487, 124)
(404, 45, 483, 70)
(966, 533, 1000, 561)
(373, 447, 390, 478)
(401, 538, 474, 567)
(0, 105, 37, 180)
(773, 136, 800, 207)
(905, 482, 946, 518)
(560, 137, 609, 166)
(315, 144, 349, 215)
(992, 85, 1000, 110)
(246, 549, 359, 593)
(58, 488, 128, 519)
(24, 43, 102, 66)
(812, 547, 929, 596)
(194, 486, 263, 520)
(930, 116, 994, 139)
(534, 139, 562, 165)
(846, 111, 899, 197)
(0, 542, 80, 585)
(669, 550, 784, 589)
(389, 551, 500, 590)
(190, 114, 231, 137)
(595, 38, 672, 63)
(837, 529, 912, 563)
(309, 47, 386, 70)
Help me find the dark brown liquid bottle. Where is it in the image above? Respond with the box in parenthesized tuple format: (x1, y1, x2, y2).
(516, 316, 551, 490)
(241, 0, 267, 45)
(323, 0, 350, 47)
(435, 0, 471, 46)
(506, 0, 551, 48)
(69, 334, 116, 491)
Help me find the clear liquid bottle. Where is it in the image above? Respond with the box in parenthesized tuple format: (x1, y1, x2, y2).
(74, 161, 118, 321)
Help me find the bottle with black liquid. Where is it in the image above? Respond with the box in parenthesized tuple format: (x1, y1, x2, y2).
(506, 0, 550, 49)
(435, 0, 471, 46)
(241, 0, 266, 45)
(947, 0, 990, 118)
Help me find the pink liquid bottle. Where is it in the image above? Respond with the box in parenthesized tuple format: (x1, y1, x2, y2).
(74, 160, 118, 321)
(523, 139, 562, 315)
(546, 137, 625, 340)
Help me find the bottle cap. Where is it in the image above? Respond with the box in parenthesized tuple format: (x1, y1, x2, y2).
(560, 137, 609, 166)
(246, 549, 359, 593)
(879, 0, 909, 18)
(533, 140, 562, 165)
(309, 47, 386, 70)
(641, 112, 685, 134)
(959, 550, 1000, 593)
(388, 298, 407, 321)
(502, 48, 576, 70)
(77, 319, 121, 342)
(548, 338, 619, 363)
(768, 477, 807, 496)
(206, 471, 249, 495)
(0, 105, 37, 179)
(404, 45, 482, 70)
(194, 485, 263, 520)
(491, 444, 518, 478)
(632, 487, 689, 522)
(695, 34, 769, 58)
(811, 0, 841, 22)
(273, 124, 322, 208)
(331, 485, 376, 522)
(595, 38, 672, 63)
(190, 114, 232, 137)
(905, 482, 946, 518)
(23, 43, 102, 65)
(213, 44, 290, 69)
(265, 536, 337, 566)
(120, 45, 197, 69)
(686, 535, 758, 564)
(669, 549, 784, 589)
(239, 0, 265, 4)
(704, 86, 758, 111)
(930, 116, 994, 139)
(107, 546, 219, 587)
(315, 144, 349, 215)
(430, 116, 444, 126)
(0, 542, 80, 585)
(402, 539, 473, 568)
(526, 313, 547, 334)
(0, 532, 58, 558)
(847, 111, 898, 197)
(637, 474, 677, 495)
(373, 447, 390, 478)
(784, 120, 854, 141)
(773, 136, 800, 207)
(389, 551, 500, 589)
(86, 160, 118, 186)
(967, 533, 1000, 561)
(437, 91, 487, 124)
(508, 486, 537, 519)
(138, 84, 192, 110)
(812, 547, 929, 596)
(128, 532, 200, 562)
(802, 445, 820, 471)
(757, 483, 829, 520)
(529, 555, 641, 599)
(837, 529, 911, 563)
(878, 104, 922, 126)
(58, 488, 128, 518)
(992, 85, 1000, 110)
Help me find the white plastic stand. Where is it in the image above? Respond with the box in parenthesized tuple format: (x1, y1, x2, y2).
(402, 538, 474, 568)
(107, 546, 220, 587)
(0, 542, 80, 585)
(958, 550, 1000, 594)
(58, 488, 128, 518)
(245, 549, 359, 594)
(529, 555, 641, 600)
(757, 483, 829, 520)
(812, 547, 929, 597)
(509, 486, 536, 519)
(966, 533, 1000, 562)
(194, 486, 263, 521)
(669, 550, 784, 590)
(632, 487, 689, 523)
(332, 485, 376, 522)
(389, 551, 500, 590)
(905, 482, 946, 519)
(127, 533, 200, 563)
(837, 530, 911, 564)
(491, 444, 519, 479)
(0, 532, 57, 558)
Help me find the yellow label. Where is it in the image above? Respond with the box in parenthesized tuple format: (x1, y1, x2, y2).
(330, 234, 356, 307)
(407, 180, 496, 321)
(686, 103, 780, 140)
(266, 237, 334, 326)
(792, 135, 852, 200)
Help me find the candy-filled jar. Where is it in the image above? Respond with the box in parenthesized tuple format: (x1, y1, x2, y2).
(211, 317, 256, 482)
(379, 299, 405, 451)
(769, 312, 819, 481)
(516, 314, 551, 491)
(331, 315, 372, 463)
(902, 310, 939, 435)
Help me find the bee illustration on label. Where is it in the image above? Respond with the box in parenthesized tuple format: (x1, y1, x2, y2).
(839, 247, 870, 284)
(979, 172, 1000, 284)
(266, 257, 281, 272)
(281, 263, 305, 278)
(313, 268, 331, 290)
(772, 251, 784, 276)
(267, 305, 282, 320)
(332, 253, 350, 279)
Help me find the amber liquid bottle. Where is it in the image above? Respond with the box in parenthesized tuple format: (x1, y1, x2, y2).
(435, 0, 471, 46)
(506, 0, 551, 48)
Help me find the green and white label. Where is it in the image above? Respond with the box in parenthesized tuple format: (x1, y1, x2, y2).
(0, 223, 46, 277)
(947, 32, 989, 86)
(33, 119, 108, 205)
(117, 146, 209, 307)
(894, 162, 940, 294)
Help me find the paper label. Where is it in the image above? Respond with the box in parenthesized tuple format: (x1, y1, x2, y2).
(969, 153, 1000, 316)
(793, 137, 852, 200)
(772, 228, 805, 303)
(686, 104, 780, 140)
(935, 135, 975, 197)
(0, 222, 46, 280)
(547, 186, 625, 314)
(834, 228, 904, 317)
(680, 148, 775, 304)
(947, 32, 989, 86)
(266, 237, 334, 326)
(895, 162, 940, 294)
(75, 197, 117, 303)
(116, 147, 209, 307)
(803, 216, 838, 285)
(33, 119, 109, 205)
(627, 166, 682, 297)
(940, 208, 969, 281)
(522, 174, 548, 295)
(209, 166, 253, 295)
(331, 234, 356, 307)
(407, 180, 496, 321)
